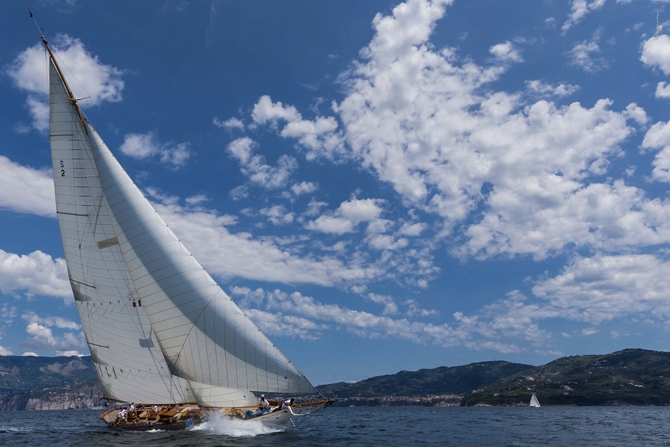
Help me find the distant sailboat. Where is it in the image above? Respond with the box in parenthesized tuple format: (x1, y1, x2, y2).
(39, 31, 332, 431)
(529, 393, 541, 408)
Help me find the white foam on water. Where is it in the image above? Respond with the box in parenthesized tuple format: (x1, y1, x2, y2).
(145, 428, 166, 433)
(0, 426, 35, 433)
(189, 412, 284, 437)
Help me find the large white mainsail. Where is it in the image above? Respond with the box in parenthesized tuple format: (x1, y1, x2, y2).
(45, 35, 318, 410)
(49, 56, 195, 405)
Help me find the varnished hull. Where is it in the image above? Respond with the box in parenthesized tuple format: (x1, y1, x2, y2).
(100, 405, 293, 431)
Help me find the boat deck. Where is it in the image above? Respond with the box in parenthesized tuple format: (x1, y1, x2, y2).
(100, 404, 293, 431)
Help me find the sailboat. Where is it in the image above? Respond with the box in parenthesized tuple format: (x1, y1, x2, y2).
(39, 32, 332, 431)
(529, 393, 541, 408)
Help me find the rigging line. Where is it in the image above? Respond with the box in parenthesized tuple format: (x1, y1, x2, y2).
(36, 21, 94, 111)
(28, 8, 43, 38)
(53, 50, 94, 107)
(30, 8, 51, 107)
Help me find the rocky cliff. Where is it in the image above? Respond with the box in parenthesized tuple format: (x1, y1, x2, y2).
(0, 355, 96, 397)
(0, 382, 104, 410)
(0, 355, 102, 410)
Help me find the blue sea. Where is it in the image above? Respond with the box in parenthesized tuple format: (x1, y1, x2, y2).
(1, 406, 669, 447)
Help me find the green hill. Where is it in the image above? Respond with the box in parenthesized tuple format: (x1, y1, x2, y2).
(318, 361, 533, 405)
(461, 349, 670, 406)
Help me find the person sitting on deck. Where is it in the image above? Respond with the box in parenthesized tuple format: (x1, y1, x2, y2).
(259, 395, 271, 410)
(282, 398, 294, 409)
(117, 408, 127, 423)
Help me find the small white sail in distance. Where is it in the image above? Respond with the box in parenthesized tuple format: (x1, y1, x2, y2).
(529, 393, 541, 407)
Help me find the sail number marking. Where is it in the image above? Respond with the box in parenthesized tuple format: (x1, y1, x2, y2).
(60, 160, 65, 176)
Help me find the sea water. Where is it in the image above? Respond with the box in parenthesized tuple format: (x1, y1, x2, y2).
(0, 406, 669, 447)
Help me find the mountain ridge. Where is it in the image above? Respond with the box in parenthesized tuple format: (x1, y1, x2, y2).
(461, 348, 670, 406)
(1, 349, 669, 409)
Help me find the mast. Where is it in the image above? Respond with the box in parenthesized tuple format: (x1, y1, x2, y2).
(41, 35, 89, 137)
(29, 6, 87, 134)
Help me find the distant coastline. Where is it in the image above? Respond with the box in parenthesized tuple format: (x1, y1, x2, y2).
(1, 348, 669, 410)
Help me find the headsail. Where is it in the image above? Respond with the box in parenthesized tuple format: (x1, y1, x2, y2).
(48, 56, 195, 404)
(87, 124, 317, 395)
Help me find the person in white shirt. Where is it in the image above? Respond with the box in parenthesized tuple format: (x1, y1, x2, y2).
(259, 395, 270, 410)
(282, 398, 294, 408)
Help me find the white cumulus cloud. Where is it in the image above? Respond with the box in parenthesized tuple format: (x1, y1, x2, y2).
(532, 254, 670, 323)
(213, 117, 245, 130)
(489, 41, 522, 62)
(150, 197, 383, 286)
(228, 137, 298, 189)
(7, 34, 124, 132)
(525, 80, 580, 97)
(656, 81, 670, 99)
(0, 156, 55, 217)
(119, 132, 192, 169)
(21, 312, 85, 353)
(251, 95, 345, 160)
(568, 33, 607, 72)
(562, 0, 607, 32)
(232, 286, 467, 347)
(640, 120, 670, 182)
(641, 35, 670, 75)
(306, 198, 384, 234)
(0, 249, 70, 302)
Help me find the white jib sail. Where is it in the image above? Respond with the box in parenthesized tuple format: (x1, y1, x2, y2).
(49, 58, 196, 405)
(530, 393, 541, 407)
(87, 123, 317, 396)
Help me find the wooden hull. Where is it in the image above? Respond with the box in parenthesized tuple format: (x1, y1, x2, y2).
(100, 405, 293, 431)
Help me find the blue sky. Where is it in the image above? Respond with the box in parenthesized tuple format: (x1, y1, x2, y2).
(2, 0, 670, 386)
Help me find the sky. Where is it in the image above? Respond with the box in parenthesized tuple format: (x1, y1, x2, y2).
(1, 0, 670, 386)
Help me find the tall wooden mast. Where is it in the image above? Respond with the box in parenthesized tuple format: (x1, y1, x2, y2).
(41, 35, 89, 136)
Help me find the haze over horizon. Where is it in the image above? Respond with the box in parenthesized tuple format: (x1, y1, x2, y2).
(1, 0, 670, 386)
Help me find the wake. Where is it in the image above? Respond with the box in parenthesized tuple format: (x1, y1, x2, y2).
(189, 411, 285, 437)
